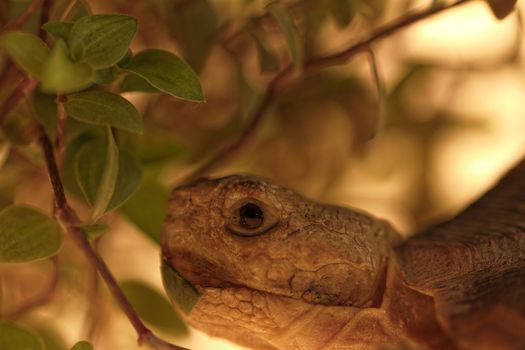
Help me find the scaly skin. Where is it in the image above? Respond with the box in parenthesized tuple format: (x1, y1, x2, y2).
(161, 172, 525, 350)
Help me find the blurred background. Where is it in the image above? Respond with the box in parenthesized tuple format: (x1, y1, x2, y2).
(1, 0, 524, 349)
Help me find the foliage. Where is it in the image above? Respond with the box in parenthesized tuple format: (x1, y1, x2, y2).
(0, 0, 519, 348)
(0, 321, 44, 350)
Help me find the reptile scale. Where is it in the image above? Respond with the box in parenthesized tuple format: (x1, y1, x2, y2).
(161, 159, 525, 350)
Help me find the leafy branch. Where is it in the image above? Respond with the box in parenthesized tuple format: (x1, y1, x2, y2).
(39, 126, 187, 350)
(0, 0, 517, 349)
(0, 3, 198, 349)
(181, 0, 471, 183)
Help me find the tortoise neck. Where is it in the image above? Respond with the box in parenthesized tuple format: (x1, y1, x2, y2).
(385, 255, 458, 349)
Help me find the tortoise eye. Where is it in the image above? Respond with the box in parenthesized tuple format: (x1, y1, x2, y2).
(227, 198, 278, 236)
(239, 203, 264, 229)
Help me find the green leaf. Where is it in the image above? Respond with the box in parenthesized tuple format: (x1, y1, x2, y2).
(0, 205, 62, 263)
(120, 181, 169, 244)
(485, 0, 517, 19)
(161, 262, 201, 315)
(64, 91, 143, 133)
(75, 137, 115, 209)
(27, 323, 67, 350)
(33, 91, 58, 140)
(250, 29, 279, 73)
(0, 31, 50, 78)
(122, 49, 204, 102)
(63, 132, 98, 197)
(267, 2, 303, 71)
(42, 21, 74, 41)
(0, 321, 44, 350)
(120, 74, 160, 93)
(69, 14, 137, 68)
(70, 340, 93, 350)
(80, 223, 110, 240)
(92, 127, 119, 220)
(107, 150, 142, 211)
(166, 0, 217, 73)
(40, 40, 93, 94)
(121, 280, 188, 335)
(92, 66, 118, 85)
(75, 137, 142, 216)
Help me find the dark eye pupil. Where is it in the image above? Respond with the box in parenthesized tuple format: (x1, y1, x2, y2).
(239, 203, 264, 229)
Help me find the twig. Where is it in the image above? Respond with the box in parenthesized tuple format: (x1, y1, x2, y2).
(0, 0, 45, 36)
(2, 258, 60, 318)
(366, 48, 385, 136)
(59, 0, 79, 21)
(2, 1, 186, 348)
(180, 0, 471, 184)
(54, 95, 67, 167)
(38, 126, 188, 350)
(0, 0, 51, 124)
(38, 0, 52, 40)
(179, 68, 288, 183)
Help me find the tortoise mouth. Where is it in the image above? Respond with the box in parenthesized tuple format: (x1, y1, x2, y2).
(162, 248, 387, 311)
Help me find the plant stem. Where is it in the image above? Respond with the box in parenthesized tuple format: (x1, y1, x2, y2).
(303, 0, 470, 73)
(181, 0, 471, 183)
(38, 0, 52, 39)
(0, 0, 45, 36)
(366, 48, 385, 136)
(38, 126, 188, 350)
(54, 95, 67, 167)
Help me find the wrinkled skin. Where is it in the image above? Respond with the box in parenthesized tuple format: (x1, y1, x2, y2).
(162, 174, 525, 350)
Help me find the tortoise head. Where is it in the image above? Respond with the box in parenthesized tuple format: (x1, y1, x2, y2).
(161, 175, 399, 348)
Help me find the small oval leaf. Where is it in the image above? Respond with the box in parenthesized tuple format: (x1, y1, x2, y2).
(0, 321, 45, 350)
(69, 14, 137, 68)
(33, 91, 58, 140)
(107, 150, 142, 211)
(0, 31, 50, 78)
(121, 280, 188, 335)
(42, 21, 74, 41)
(75, 137, 142, 216)
(40, 40, 93, 94)
(267, 2, 303, 71)
(166, 0, 218, 73)
(0, 205, 62, 263)
(70, 340, 94, 350)
(121, 180, 169, 244)
(250, 29, 279, 73)
(161, 262, 201, 315)
(75, 137, 115, 213)
(92, 66, 118, 85)
(80, 223, 110, 240)
(122, 49, 204, 102)
(120, 74, 160, 93)
(64, 91, 143, 133)
(91, 127, 119, 220)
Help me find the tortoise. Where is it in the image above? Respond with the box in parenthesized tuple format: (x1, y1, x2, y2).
(161, 158, 525, 350)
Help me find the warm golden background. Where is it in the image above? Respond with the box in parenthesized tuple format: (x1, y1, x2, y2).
(1, 0, 524, 349)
